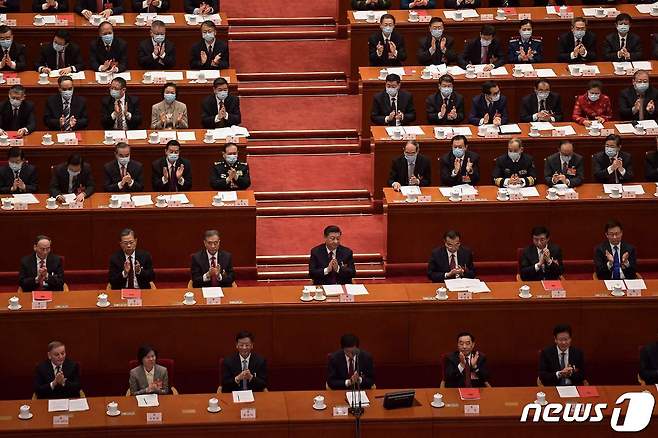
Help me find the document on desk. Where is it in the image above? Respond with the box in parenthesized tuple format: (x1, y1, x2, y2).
(107, 15, 125, 24)
(632, 61, 652, 71)
(202, 287, 224, 298)
(499, 124, 521, 134)
(612, 62, 633, 71)
(582, 7, 618, 17)
(402, 126, 425, 136)
(614, 123, 635, 134)
(104, 130, 127, 140)
(439, 184, 477, 197)
(520, 187, 540, 197)
(535, 69, 557, 78)
(385, 67, 406, 76)
(346, 391, 370, 407)
(513, 64, 535, 73)
(345, 284, 369, 296)
(137, 394, 159, 407)
(12, 193, 39, 204)
(232, 390, 254, 403)
(186, 70, 221, 80)
(604, 280, 626, 291)
(554, 125, 576, 136)
(164, 194, 190, 204)
(163, 71, 184, 81)
(636, 119, 658, 129)
(48, 399, 69, 412)
(154, 14, 176, 24)
(68, 398, 90, 412)
(177, 131, 197, 141)
(60, 193, 77, 204)
(49, 70, 86, 80)
(490, 66, 508, 76)
(114, 72, 132, 81)
(110, 193, 132, 203)
(603, 184, 644, 194)
(530, 122, 554, 131)
(131, 195, 153, 207)
(126, 130, 148, 140)
(400, 186, 422, 196)
(444, 9, 478, 19)
(556, 386, 580, 398)
(624, 279, 647, 290)
(217, 191, 238, 202)
(352, 10, 388, 21)
(42, 15, 57, 24)
(447, 66, 467, 76)
(323, 285, 345, 296)
(451, 126, 473, 136)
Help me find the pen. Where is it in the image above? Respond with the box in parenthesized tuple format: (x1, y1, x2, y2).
(237, 394, 240, 402)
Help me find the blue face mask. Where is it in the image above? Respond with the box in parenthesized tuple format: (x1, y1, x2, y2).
(573, 30, 585, 40)
(153, 34, 165, 44)
(163, 93, 176, 103)
(167, 153, 179, 163)
(404, 154, 417, 164)
(430, 29, 443, 39)
(118, 157, 130, 166)
(0, 39, 11, 50)
(520, 30, 532, 40)
(440, 86, 453, 98)
(215, 90, 228, 101)
(101, 33, 114, 45)
(225, 155, 238, 165)
(202, 32, 215, 42)
(110, 89, 121, 100)
(588, 93, 600, 102)
(386, 87, 398, 97)
(53, 42, 65, 52)
(508, 151, 521, 161)
(60, 90, 73, 100)
(382, 26, 393, 37)
(605, 147, 618, 158)
(635, 82, 649, 94)
(452, 147, 465, 158)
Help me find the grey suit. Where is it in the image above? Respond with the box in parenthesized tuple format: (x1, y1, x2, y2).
(150, 100, 188, 129)
(129, 364, 169, 395)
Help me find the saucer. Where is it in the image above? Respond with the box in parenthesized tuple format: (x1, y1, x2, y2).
(587, 131, 600, 136)
(103, 140, 115, 145)
(1, 205, 13, 211)
(420, 75, 432, 80)
(155, 203, 168, 208)
(518, 293, 532, 299)
(366, 18, 377, 23)
(41, 141, 54, 146)
(608, 193, 622, 199)
(18, 413, 33, 420)
(0, 79, 6, 84)
(651, 11, 658, 17)
(534, 399, 548, 406)
(8, 304, 21, 310)
(195, 79, 208, 84)
(108, 203, 121, 209)
(610, 291, 625, 297)
(496, 196, 509, 201)
(570, 72, 582, 77)
(313, 404, 327, 410)
(96, 301, 111, 308)
(300, 295, 314, 302)
(142, 80, 154, 84)
(148, 139, 160, 144)
(453, 16, 464, 22)
(512, 72, 524, 78)
(613, 70, 627, 76)
(408, 18, 419, 23)
(404, 197, 418, 203)
(654, 193, 658, 197)
(634, 130, 646, 136)
(134, 21, 147, 26)
(314, 294, 327, 301)
(431, 401, 445, 408)
(106, 410, 121, 417)
(203, 139, 215, 144)
(546, 196, 558, 201)
(449, 196, 461, 202)
(45, 204, 58, 210)
(183, 300, 196, 306)
(494, 15, 507, 20)
(528, 132, 541, 137)
(211, 201, 224, 207)
(435, 295, 448, 301)
(38, 80, 50, 85)
(207, 406, 221, 413)
(33, 22, 45, 26)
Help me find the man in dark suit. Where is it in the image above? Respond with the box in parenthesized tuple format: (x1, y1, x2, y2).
(646, 141, 658, 182)
(49, 154, 95, 201)
(520, 79, 563, 123)
(103, 142, 144, 193)
(221, 331, 268, 392)
(444, 0, 480, 8)
(493, 138, 537, 187)
(0, 147, 38, 194)
(210, 142, 250, 190)
(592, 134, 633, 183)
(619, 70, 658, 122)
(138, 20, 176, 69)
(0, 25, 26, 72)
(544, 140, 584, 187)
(201, 77, 241, 128)
(519, 226, 564, 281)
(417, 17, 457, 66)
(132, 0, 168, 12)
(44, 75, 89, 131)
(152, 140, 192, 192)
(309, 225, 356, 285)
(602, 14, 642, 62)
(184, 0, 217, 14)
(76, 0, 124, 18)
(370, 73, 415, 126)
(426, 74, 464, 125)
(19, 235, 65, 292)
(327, 334, 375, 390)
(508, 19, 543, 64)
(653, 34, 658, 60)
(368, 14, 406, 67)
(388, 140, 431, 190)
(558, 17, 597, 63)
(36, 30, 84, 75)
(89, 22, 128, 73)
(459, 25, 505, 69)
(640, 335, 658, 385)
(191, 229, 235, 287)
(467, 81, 508, 126)
(539, 324, 586, 386)
(352, 0, 390, 9)
(190, 20, 229, 70)
(108, 228, 154, 290)
(33, 0, 69, 12)
(428, 230, 476, 283)
(439, 135, 480, 186)
(0, 85, 36, 137)
(594, 219, 637, 280)
(34, 341, 81, 399)
(101, 77, 142, 130)
(443, 332, 489, 388)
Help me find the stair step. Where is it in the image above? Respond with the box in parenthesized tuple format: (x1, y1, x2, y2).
(247, 143, 359, 154)
(257, 201, 374, 216)
(249, 129, 358, 141)
(257, 253, 383, 264)
(229, 17, 337, 26)
(257, 264, 385, 280)
(256, 189, 370, 201)
(238, 83, 348, 96)
(230, 29, 337, 40)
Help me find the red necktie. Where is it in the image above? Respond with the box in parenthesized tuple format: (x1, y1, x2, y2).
(481, 46, 489, 64)
(57, 52, 64, 69)
(120, 164, 126, 178)
(464, 358, 472, 387)
(210, 256, 219, 286)
(127, 255, 135, 289)
(37, 259, 46, 290)
(449, 253, 456, 270)
(169, 165, 177, 191)
(348, 357, 354, 377)
(97, 0, 104, 11)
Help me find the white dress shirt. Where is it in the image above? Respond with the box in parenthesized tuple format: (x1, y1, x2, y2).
(323, 246, 341, 276)
(344, 354, 362, 388)
(121, 252, 139, 287)
(202, 250, 224, 282)
(606, 243, 628, 279)
(555, 346, 571, 384)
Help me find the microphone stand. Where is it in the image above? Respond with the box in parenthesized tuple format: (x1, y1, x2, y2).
(348, 352, 364, 438)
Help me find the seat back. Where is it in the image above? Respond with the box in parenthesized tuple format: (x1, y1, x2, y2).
(516, 247, 524, 281)
(439, 353, 447, 388)
(217, 357, 224, 393)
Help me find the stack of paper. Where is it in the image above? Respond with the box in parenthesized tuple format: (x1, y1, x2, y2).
(443, 9, 479, 20)
(426, 64, 448, 75)
(447, 66, 467, 76)
(499, 124, 521, 134)
(385, 67, 406, 76)
(632, 61, 653, 71)
(530, 122, 555, 131)
(604, 280, 626, 291)
(400, 186, 421, 196)
(556, 386, 580, 398)
(202, 287, 224, 298)
(217, 191, 237, 202)
(12, 194, 39, 204)
(346, 391, 370, 407)
(352, 10, 388, 21)
(68, 398, 90, 412)
(614, 123, 636, 134)
(186, 70, 222, 80)
(637, 119, 658, 129)
(513, 64, 535, 73)
(519, 187, 540, 197)
(163, 194, 190, 204)
(603, 184, 645, 195)
(322, 285, 345, 296)
(385, 126, 426, 137)
(41, 15, 57, 24)
(107, 15, 125, 24)
(60, 194, 77, 204)
(157, 131, 177, 142)
(127, 130, 148, 140)
(210, 126, 250, 139)
(552, 125, 577, 136)
(49, 70, 86, 80)
(154, 15, 176, 23)
(110, 194, 131, 203)
(184, 14, 221, 24)
(625, 279, 647, 290)
(489, 66, 509, 76)
(438, 184, 477, 197)
(535, 69, 557, 78)
(105, 130, 127, 140)
(444, 278, 490, 293)
(451, 126, 473, 136)
(545, 6, 559, 14)
(345, 284, 369, 296)
(232, 390, 254, 403)
(177, 131, 196, 141)
(612, 62, 633, 71)
(582, 8, 618, 17)
(48, 399, 69, 412)
(635, 4, 656, 14)
(131, 195, 154, 207)
(136, 394, 159, 407)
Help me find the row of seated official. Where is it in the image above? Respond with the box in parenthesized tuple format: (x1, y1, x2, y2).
(0, 77, 240, 135)
(367, 15, 658, 68)
(33, 326, 658, 400)
(388, 136, 658, 190)
(427, 222, 636, 284)
(352, 0, 653, 10)
(371, 73, 658, 128)
(1, 0, 217, 14)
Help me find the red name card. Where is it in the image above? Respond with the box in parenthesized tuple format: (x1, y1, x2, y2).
(32, 291, 53, 301)
(459, 388, 481, 400)
(121, 289, 142, 299)
(577, 386, 599, 398)
(541, 280, 563, 291)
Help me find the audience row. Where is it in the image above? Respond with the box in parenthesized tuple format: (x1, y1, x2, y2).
(0, 0, 217, 13)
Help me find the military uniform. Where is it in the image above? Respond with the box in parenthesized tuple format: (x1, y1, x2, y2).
(493, 153, 537, 187)
(508, 36, 543, 64)
(210, 159, 251, 191)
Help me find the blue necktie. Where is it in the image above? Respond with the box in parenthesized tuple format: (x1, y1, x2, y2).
(612, 246, 621, 280)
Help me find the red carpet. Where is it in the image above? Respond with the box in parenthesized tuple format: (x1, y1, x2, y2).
(230, 40, 349, 73)
(223, 0, 337, 18)
(257, 215, 384, 256)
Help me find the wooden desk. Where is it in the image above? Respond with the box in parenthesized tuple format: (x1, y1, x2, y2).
(0, 191, 256, 273)
(359, 62, 658, 140)
(13, 130, 246, 192)
(2, 70, 237, 130)
(8, 13, 229, 71)
(370, 123, 656, 200)
(0, 282, 657, 399)
(348, 5, 658, 79)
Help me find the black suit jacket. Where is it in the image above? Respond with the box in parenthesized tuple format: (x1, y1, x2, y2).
(184, 0, 218, 13)
(36, 42, 84, 73)
(645, 150, 658, 182)
(602, 32, 642, 62)
(190, 249, 235, 288)
(592, 150, 633, 183)
(619, 86, 658, 121)
(544, 152, 584, 187)
(132, 0, 169, 11)
(309, 244, 356, 285)
(33, 0, 69, 11)
(640, 342, 658, 385)
(439, 150, 480, 186)
(426, 91, 464, 125)
(387, 154, 431, 187)
(0, 100, 36, 133)
(492, 152, 536, 187)
(594, 241, 637, 280)
(327, 349, 375, 390)
(75, 0, 124, 14)
(190, 39, 229, 70)
(89, 37, 128, 72)
(221, 352, 268, 392)
(0, 163, 38, 193)
(18, 253, 65, 292)
(539, 346, 586, 386)
(427, 246, 476, 283)
(467, 94, 509, 126)
(103, 160, 144, 192)
(100, 95, 143, 130)
(44, 94, 89, 131)
(201, 94, 241, 128)
(558, 31, 597, 63)
(519, 92, 563, 123)
(370, 89, 415, 125)
(653, 34, 658, 60)
(0, 0, 19, 12)
(108, 249, 154, 289)
(444, 0, 481, 7)
(137, 38, 176, 69)
(417, 34, 457, 66)
(49, 162, 95, 197)
(151, 157, 192, 191)
(0, 42, 26, 71)
(519, 243, 564, 281)
(368, 30, 407, 67)
(459, 38, 505, 69)
(443, 351, 489, 388)
(34, 358, 81, 399)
